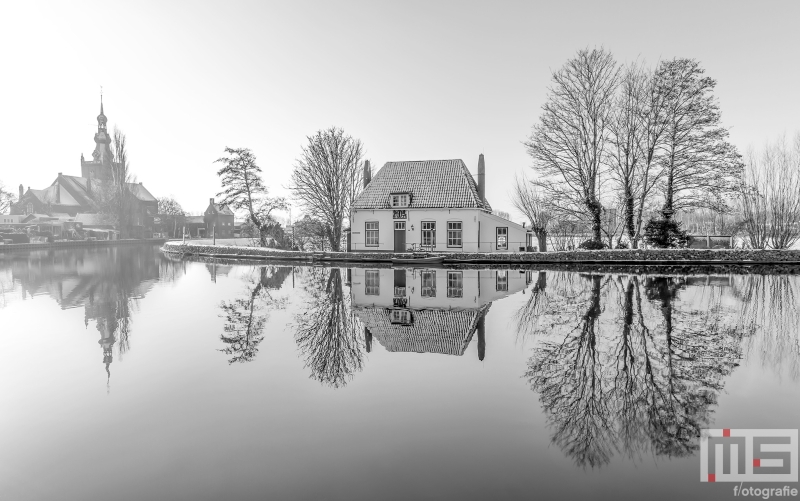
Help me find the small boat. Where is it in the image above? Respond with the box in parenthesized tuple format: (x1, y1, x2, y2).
(391, 255, 444, 265)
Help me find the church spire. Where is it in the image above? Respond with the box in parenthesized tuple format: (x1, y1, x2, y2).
(97, 94, 107, 133)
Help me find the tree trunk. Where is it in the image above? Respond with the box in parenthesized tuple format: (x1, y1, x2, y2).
(536, 231, 547, 252)
(625, 188, 635, 244)
(588, 198, 603, 243)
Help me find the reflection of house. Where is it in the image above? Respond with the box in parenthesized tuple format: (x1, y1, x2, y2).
(350, 156, 532, 252)
(10, 100, 158, 238)
(350, 268, 529, 358)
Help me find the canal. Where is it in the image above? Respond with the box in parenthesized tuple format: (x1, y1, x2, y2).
(1, 244, 798, 500)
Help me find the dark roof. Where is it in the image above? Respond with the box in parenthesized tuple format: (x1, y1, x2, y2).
(353, 304, 490, 356)
(209, 203, 234, 216)
(352, 159, 492, 211)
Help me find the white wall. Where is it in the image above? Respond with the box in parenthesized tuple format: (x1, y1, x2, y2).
(351, 208, 531, 253)
(350, 268, 531, 308)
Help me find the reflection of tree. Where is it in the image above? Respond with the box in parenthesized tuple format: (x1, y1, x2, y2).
(219, 266, 290, 364)
(293, 268, 365, 388)
(523, 272, 744, 468)
(730, 275, 800, 380)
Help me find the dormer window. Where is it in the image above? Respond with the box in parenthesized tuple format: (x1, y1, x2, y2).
(390, 193, 410, 208)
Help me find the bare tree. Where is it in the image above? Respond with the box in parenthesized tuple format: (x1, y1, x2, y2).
(157, 196, 186, 216)
(511, 174, 552, 251)
(656, 59, 743, 219)
(290, 127, 365, 251)
(607, 62, 655, 247)
(95, 127, 137, 238)
(0, 181, 14, 214)
(525, 47, 620, 243)
(215, 147, 288, 247)
(738, 134, 800, 249)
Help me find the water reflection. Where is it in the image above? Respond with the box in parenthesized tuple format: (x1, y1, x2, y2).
(1, 245, 184, 381)
(219, 266, 290, 364)
(521, 273, 746, 467)
(293, 267, 365, 388)
(350, 268, 527, 360)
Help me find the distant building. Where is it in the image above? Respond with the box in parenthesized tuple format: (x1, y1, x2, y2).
(204, 198, 234, 238)
(350, 156, 532, 252)
(10, 100, 158, 237)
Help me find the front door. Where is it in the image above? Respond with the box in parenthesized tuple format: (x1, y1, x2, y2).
(394, 221, 406, 252)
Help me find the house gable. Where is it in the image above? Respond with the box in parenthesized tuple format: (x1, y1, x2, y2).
(352, 159, 492, 211)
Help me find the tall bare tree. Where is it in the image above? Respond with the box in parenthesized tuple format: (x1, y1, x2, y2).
(215, 147, 287, 247)
(656, 59, 743, 219)
(0, 181, 14, 214)
(606, 61, 669, 248)
(525, 48, 620, 243)
(290, 127, 365, 251)
(511, 174, 552, 251)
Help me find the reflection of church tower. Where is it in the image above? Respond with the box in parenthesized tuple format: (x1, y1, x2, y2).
(97, 318, 116, 379)
(81, 97, 114, 180)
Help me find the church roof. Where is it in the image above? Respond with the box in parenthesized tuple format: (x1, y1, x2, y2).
(352, 159, 492, 211)
(128, 183, 157, 202)
(353, 304, 490, 356)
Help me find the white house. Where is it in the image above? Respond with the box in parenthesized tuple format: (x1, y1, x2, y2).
(350, 155, 532, 253)
(349, 267, 534, 358)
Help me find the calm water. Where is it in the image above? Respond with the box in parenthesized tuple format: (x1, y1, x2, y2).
(1, 244, 798, 501)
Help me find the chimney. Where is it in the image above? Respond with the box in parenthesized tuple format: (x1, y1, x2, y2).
(363, 160, 372, 188)
(210, 197, 215, 206)
(477, 154, 485, 203)
(55, 184, 60, 204)
(19, 184, 23, 201)
(477, 315, 486, 361)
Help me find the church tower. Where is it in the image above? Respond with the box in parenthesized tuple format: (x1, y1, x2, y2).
(81, 97, 114, 180)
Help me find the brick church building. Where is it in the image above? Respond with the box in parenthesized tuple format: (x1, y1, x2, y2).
(11, 100, 158, 237)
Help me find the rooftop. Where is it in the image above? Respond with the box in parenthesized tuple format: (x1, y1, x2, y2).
(352, 159, 492, 211)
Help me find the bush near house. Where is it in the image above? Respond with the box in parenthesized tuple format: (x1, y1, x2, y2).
(644, 218, 690, 248)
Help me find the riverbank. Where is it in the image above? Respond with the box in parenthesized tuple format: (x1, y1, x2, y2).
(0, 238, 167, 253)
(161, 241, 800, 266)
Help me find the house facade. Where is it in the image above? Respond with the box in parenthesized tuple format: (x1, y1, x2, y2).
(350, 156, 532, 253)
(203, 198, 235, 238)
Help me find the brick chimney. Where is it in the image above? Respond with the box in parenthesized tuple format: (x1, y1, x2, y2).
(18, 184, 23, 201)
(209, 197, 215, 206)
(363, 160, 372, 188)
(477, 154, 485, 203)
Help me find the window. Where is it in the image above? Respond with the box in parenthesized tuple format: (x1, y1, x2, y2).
(421, 221, 436, 248)
(365, 270, 380, 295)
(365, 221, 379, 247)
(390, 194, 410, 208)
(447, 271, 463, 298)
(421, 270, 436, 297)
(390, 309, 411, 324)
(26, 203, 33, 215)
(496, 227, 508, 250)
(496, 270, 508, 291)
(394, 221, 406, 231)
(447, 221, 462, 248)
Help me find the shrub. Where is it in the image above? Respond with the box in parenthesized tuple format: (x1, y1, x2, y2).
(615, 241, 629, 250)
(643, 218, 690, 248)
(577, 239, 607, 250)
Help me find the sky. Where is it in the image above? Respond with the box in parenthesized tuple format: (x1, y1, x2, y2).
(1, 0, 798, 218)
